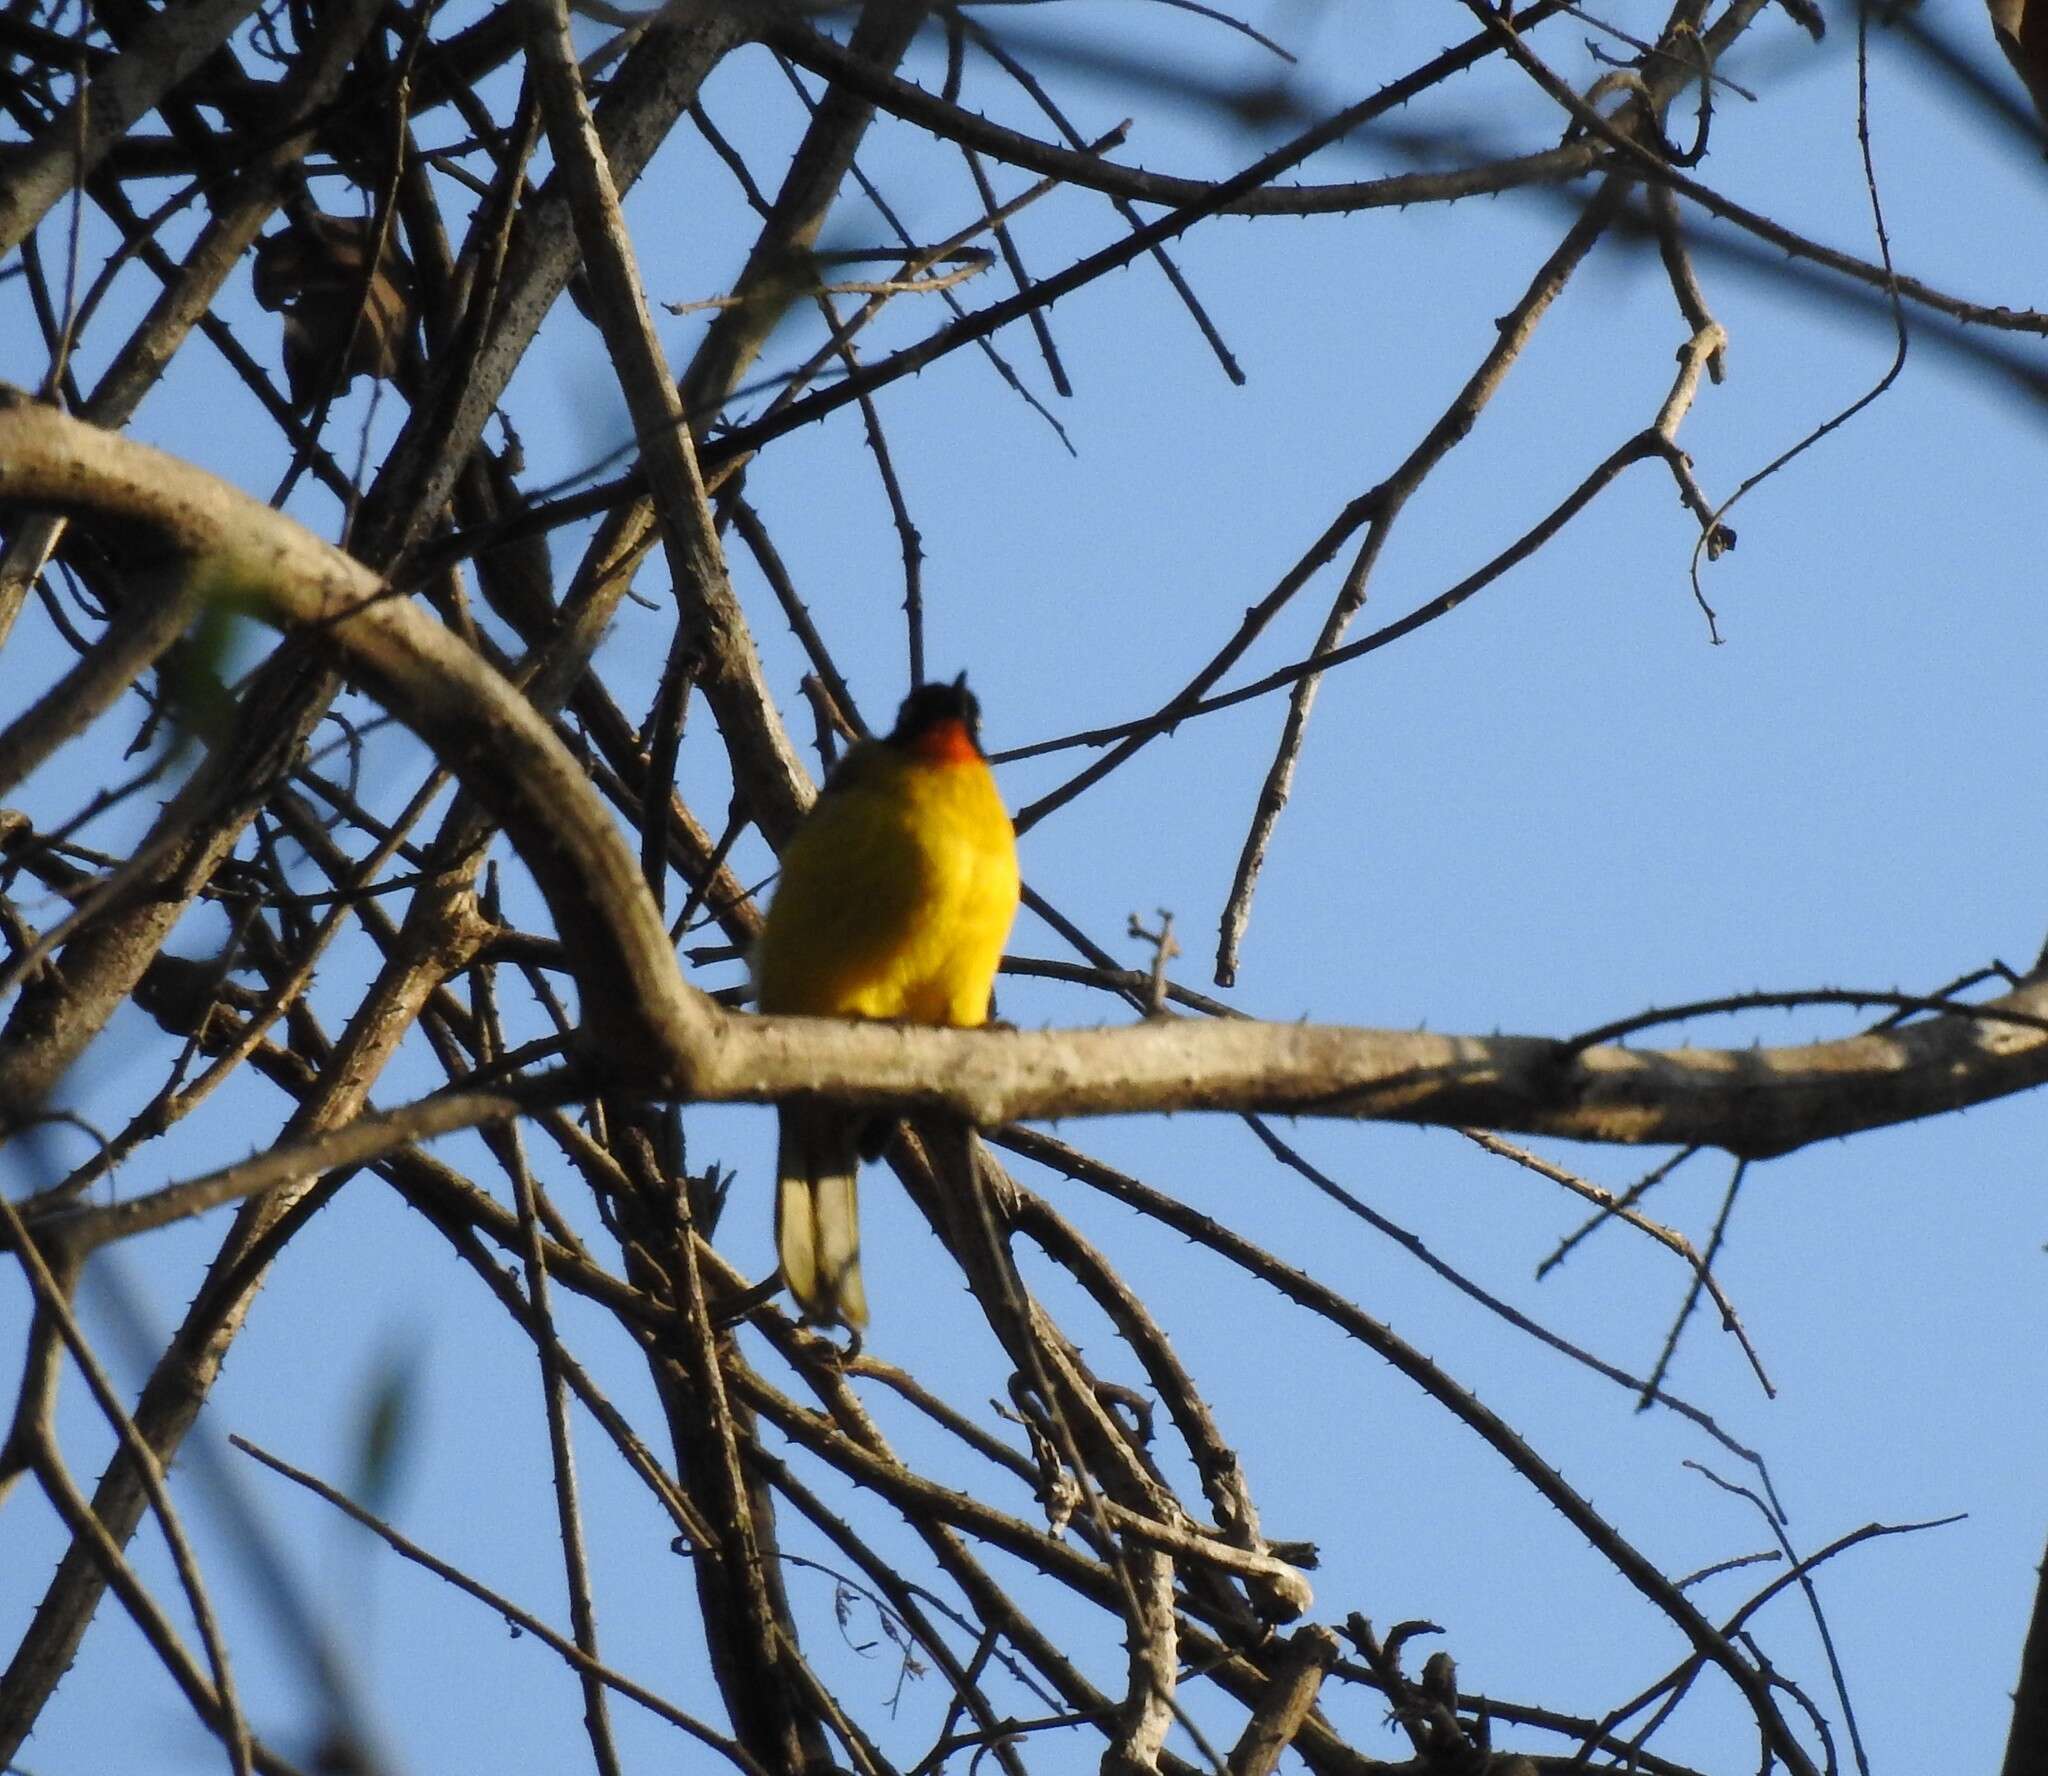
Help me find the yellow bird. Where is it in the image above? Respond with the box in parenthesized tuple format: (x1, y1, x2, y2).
(753, 675, 1020, 1328)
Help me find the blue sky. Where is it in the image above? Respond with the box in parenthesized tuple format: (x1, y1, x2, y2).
(4, 4, 2047, 1773)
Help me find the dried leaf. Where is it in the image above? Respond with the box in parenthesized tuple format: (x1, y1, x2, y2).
(253, 210, 414, 409)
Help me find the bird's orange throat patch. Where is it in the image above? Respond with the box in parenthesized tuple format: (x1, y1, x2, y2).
(908, 717, 982, 765)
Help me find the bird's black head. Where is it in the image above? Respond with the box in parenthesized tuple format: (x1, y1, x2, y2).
(889, 672, 984, 757)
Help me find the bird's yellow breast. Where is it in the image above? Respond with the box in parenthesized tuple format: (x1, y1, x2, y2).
(754, 744, 1019, 1028)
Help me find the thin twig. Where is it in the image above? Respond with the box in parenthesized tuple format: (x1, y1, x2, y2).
(1462, 1129, 1776, 1413)
(0, 1192, 256, 1776)
(230, 1435, 769, 1774)
(1638, 1158, 1755, 1407)
(476, 874, 624, 1776)
(1248, 1120, 1775, 1470)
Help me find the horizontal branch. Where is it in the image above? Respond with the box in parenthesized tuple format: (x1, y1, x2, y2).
(5, 389, 2047, 1159)
(706, 983, 2048, 1159)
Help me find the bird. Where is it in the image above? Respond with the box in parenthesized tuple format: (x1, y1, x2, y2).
(752, 674, 1020, 1328)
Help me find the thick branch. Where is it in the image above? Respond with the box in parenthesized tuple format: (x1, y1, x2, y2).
(715, 988, 2048, 1158)
(7, 389, 2048, 1159)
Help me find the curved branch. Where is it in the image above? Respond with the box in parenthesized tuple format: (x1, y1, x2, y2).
(763, 4, 1592, 219)
(0, 388, 717, 1090)
(6, 389, 2047, 1160)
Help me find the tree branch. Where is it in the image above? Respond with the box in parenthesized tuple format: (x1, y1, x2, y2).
(8, 389, 2048, 1162)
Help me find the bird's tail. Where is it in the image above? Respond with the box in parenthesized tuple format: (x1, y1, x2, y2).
(776, 1100, 868, 1328)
